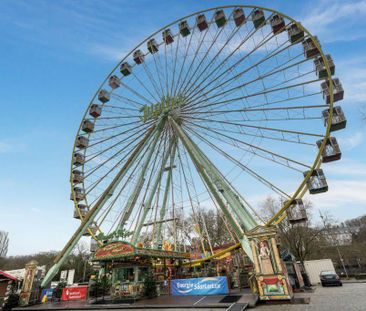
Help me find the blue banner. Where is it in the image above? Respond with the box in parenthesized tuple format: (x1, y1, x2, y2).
(171, 277, 229, 296)
(41, 288, 53, 300)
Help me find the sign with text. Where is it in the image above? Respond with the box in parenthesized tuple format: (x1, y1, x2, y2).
(61, 286, 88, 301)
(171, 277, 229, 296)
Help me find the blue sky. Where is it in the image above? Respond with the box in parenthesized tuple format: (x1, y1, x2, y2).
(0, 0, 365, 256)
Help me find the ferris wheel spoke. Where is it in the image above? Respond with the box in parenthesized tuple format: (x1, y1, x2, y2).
(93, 143, 150, 227)
(169, 30, 182, 97)
(183, 48, 310, 112)
(116, 82, 155, 107)
(185, 117, 323, 139)
(102, 104, 140, 112)
(86, 122, 153, 148)
(187, 90, 322, 115)
(87, 119, 152, 142)
(90, 119, 143, 134)
(97, 115, 141, 120)
(190, 104, 328, 115)
(184, 122, 311, 170)
(84, 123, 153, 167)
(186, 120, 316, 146)
(177, 145, 211, 256)
(172, 23, 198, 97)
(126, 72, 161, 104)
(179, 11, 238, 96)
(182, 77, 321, 114)
(151, 52, 167, 97)
(84, 130, 160, 196)
(110, 94, 147, 110)
(106, 128, 170, 235)
(180, 142, 215, 253)
(180, 10, 257, 98)
(139, 62, 165, 100)
(186, 126, 291, 198)
(173, 17, 214, 97)
(184, 17, 291, 104)
(181, 9, 267, 100)
(184, 49, 307, 110)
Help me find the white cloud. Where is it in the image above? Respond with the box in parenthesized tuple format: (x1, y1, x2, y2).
(326, 159, 366, 177)
(310, 179, 366, 209)
(88, 43, 129, 62)
(0, 142, 13, 153)
(31, 207, 41, 213)
(300, 0, 366, 43)
(0, 141, 26, 154)
(337, 131, 364, 150)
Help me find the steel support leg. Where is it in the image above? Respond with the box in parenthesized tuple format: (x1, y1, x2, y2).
(41, 126, 157, 287)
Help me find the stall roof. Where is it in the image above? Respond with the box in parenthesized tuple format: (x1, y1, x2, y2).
(0, 270, 18, 281)
(92, 241, 191, 262)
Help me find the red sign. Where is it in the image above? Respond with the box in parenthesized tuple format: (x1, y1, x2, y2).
(94, 242, 135, 259)
(61, 286, 88, 301)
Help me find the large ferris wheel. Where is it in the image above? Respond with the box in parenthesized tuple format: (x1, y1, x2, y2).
(43, 5, 345, 286)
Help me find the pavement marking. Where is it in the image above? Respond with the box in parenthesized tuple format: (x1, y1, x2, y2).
(194, 296, 207, 305)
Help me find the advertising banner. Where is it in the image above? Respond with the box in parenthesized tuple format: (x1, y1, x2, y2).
(60, 270, 68, 282)
(61, 286, 88, 301)
(171, 277, 229, 296)
(41, 288, 53, 300)
(67, 269, 75, 285)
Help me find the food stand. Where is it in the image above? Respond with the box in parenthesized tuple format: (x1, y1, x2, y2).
(92, 241, 190, 299)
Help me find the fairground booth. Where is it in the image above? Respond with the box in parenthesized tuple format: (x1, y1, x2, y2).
(92, 241, 190, 299)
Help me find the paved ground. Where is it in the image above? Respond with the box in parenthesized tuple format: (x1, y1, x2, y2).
(15, 283, 366, 310)
(257, 283, 366, 311)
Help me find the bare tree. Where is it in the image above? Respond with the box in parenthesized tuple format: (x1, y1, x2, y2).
(0, 231, 9, 257)
(259, 196, 329, 262)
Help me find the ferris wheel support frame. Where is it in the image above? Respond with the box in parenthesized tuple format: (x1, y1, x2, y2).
(131, 134, 175, 243)
(170, 117, 258, 261)
(154, 142, 177, 247)
(41, 126, 157, 287)
(117, 123, 166, 228)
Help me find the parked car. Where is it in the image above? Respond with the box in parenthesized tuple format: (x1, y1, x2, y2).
(320, 270, 342, 287)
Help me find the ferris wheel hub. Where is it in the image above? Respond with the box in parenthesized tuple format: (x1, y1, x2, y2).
(140, 94, 186, 122)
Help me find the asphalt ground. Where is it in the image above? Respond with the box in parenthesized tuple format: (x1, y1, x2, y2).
(256, 283, 366, 311)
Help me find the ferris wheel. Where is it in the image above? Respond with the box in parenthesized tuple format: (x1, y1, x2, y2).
(43, 5, 346, 285)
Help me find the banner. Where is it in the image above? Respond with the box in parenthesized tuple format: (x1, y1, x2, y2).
(60, 270, 68, 282)
(61, 286, 88, 301)
(19, 260, 38, 306)
(41, 288, 53, 300)
(171, 277, 229, 296)
(67, 269, 75, 285)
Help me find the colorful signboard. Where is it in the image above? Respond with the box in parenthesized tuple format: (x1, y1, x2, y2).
(19, 260, 38, 306)
(41, 288, 53, 300)
(93, 241, 190, 261)
(61, 286, 88, 301)
(94, 242, 135, 260)
(171, 277, 229, 296)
